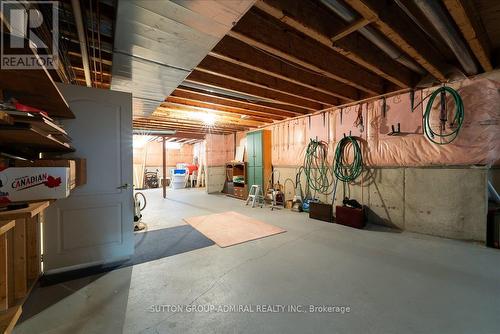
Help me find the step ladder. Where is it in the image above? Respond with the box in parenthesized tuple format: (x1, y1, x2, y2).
(246, 185, 264, 208)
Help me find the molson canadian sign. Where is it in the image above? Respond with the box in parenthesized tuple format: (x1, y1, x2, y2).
(0, 167, 70, 203)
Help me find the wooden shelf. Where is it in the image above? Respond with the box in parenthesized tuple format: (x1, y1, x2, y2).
(0, 305, 21, 334)
(0, 34, 74, 119)
(0, 221, 15, 237)
(0, 124, 74, 157)
(0, 112, 13, 126)
(0, 202, 50, 221)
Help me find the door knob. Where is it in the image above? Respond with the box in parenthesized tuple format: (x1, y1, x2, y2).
(117, 183, 130, 189)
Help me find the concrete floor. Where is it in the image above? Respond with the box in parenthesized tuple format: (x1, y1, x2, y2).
(15, 188, 500, 334)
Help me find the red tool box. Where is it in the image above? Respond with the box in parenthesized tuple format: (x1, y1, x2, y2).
(335, 206, 365, 229)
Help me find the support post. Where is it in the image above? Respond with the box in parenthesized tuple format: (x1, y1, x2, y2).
(162, 136, 167, 199)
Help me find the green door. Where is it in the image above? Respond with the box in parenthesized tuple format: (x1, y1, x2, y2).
(247, 166, 255, 186)
(246, 132, 255, 167)
(253, 131, 263, 167)
(253, 166, 263, 188)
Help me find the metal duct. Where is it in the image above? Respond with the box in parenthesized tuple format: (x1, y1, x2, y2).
(413, 0, 478, 75)
(320, 0, 425, 74)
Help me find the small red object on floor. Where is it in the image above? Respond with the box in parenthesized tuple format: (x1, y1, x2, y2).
(335, 206, 365, 229)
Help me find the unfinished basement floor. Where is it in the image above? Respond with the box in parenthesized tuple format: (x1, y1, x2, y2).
(15, 188, 500, 334)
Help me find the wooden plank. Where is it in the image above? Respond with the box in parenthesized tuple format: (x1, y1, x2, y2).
(443, 0, 493, 72)
(173, 88, 300, 118)
(132, 122, 233, 135)
(0, 305, 22, 334)
(0, 38, 74, 119)
(210, 37, 361, 102)
(0, 234, 7, 311)
(156, 104, 266, 127)
(12, 219, 26, 300)
(26, 217, 40, 281)
(6, 231, 13, 309)
(196, 56, 341, 106)
(255, 0, 414, 88)
(0, 222, 15, 238)
(162, 137, 167, 199)
(344, 0, 447, 81)
(166, 96, 277, 123)
(186, 71, 324, 111)
(0, 125, 74, 155)
(231, 8, 388, 94)
(135, 116, 250, 131)
(0, 202, 50, 222)
(330, 18, 373, 42)
(0, 112, 13, 126)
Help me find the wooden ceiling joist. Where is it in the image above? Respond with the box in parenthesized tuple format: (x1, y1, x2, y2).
(330, 18, 373, 42)
(230, 9, 388, 95)
(254, 0, 416, 89)
(443, 0, 493, 72)
(196, 56, 341, 106)
(210, 38, 361, 102)
(149, 132, 206, 140)
(185, 71, 320, 112)
(156, 104, 267, 127)
(166, 95, 280, 122)
(134, 118, 250, 132)
(343, 0, 447, 82)
(134, 121, 238, 134)
(173, 88, 303, 118)
(161, 100, 273, 124)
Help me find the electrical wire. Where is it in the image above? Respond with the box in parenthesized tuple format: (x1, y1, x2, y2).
(423, 86, 464, 145)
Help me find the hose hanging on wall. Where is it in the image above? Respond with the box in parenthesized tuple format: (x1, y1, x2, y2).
(333, 136, 363, 183)
(302, 139, 334, 195)
(423, 86, 465, 145)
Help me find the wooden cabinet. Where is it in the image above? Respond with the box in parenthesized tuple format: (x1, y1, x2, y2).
(246, 130, 271, 190)
(224, 162, 247, 200)
(0, 201, 49, 333)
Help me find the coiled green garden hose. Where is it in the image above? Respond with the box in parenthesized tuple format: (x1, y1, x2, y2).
(423, 86, 464, 145)
(333, 136, 363, 183)
(302, 139, 334, 195)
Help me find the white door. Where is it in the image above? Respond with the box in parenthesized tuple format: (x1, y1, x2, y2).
(43, 83, 134, 274)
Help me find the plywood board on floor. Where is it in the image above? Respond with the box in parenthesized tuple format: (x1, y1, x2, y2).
(184, 211, 286, 247)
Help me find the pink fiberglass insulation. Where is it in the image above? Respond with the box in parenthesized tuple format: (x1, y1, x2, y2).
(268, 77, 500, 167)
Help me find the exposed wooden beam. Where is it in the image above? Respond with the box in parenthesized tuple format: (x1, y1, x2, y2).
(330, 18, 373, 42)
(156, 103, 266, 127)
(71, 66, 112, 77)
(166, 95, 279, 122)
(230, 8, 388, 95)
(160, 100, 271, 125)
(133, 122, 234, 135)
(173, 88, 301, 118)
(254, 0, 417, 89)
(344, 0, 447, 81)
(196, 56, 340, 106)
(152, 132, 206, 140)
(134, 118, 249, 132)
(210, 39, 361, 102)
(136, 115, 251, 130)
(443, 0, 493, 72)
(162, 136, 166, 198)
(186, 71, 320, 112)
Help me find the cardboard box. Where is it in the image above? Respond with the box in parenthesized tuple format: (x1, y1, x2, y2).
(14, 159, 87, 189)
(0, 167, 70, 203)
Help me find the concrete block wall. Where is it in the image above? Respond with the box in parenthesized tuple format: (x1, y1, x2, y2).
(274, 166, 489, 241)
